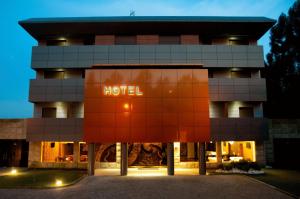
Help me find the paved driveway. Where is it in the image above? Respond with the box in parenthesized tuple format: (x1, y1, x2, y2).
(0, 175, 293, 199)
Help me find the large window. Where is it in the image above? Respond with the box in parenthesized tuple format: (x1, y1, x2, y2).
(239, 107, 254, 118)
(46, 40, 66, 46)
(222, 141, 256, 162)
(44, 71, 64, 79)
(80, 142, 88, 162)
(42, 142, 74, 162)
(42, 108, 56, 118)
(44, 70, 84, 79)
(229, 39, 249, 45)
(231, 71, 251, 78)
(180, 143, 198, 162)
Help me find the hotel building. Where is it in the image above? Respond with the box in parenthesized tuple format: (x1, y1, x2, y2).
(19, 16, 275, 175)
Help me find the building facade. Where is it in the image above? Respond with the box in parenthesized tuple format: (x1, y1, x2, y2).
(19, 16, 275, 175)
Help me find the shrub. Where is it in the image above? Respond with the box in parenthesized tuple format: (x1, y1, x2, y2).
(222, 162, 234, 170)
(234, 160, 250, 171)
(249, 162, 261, 170)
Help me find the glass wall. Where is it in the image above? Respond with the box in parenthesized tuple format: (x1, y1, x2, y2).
(179, 141, 256, 163)
(42, 142, 74, 162)
(221, 141, 256, 162)
(80, 142, 88, 162)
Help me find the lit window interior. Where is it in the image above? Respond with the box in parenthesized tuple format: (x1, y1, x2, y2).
(42, 142, 74, 162)
(222, 141, 256, 162)
(80, 142, 88, 162)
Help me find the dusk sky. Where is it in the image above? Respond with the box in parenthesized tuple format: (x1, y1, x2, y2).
(0, 0, 295, 118)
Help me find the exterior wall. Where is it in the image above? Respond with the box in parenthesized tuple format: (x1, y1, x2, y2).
(180, 35, 199, 44)
(137, 35, 159, 44)
(31, 45, 264, 69)
(265, 119, 300, 166)
(95, 35, 115, 45)
(0, 119, 26, 139)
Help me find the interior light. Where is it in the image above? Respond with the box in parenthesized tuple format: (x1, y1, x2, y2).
(229, 141, 234, 145)
(123, 103, 130, 110)
(55, 180, 63, 186)
(11, 169, 17, 175)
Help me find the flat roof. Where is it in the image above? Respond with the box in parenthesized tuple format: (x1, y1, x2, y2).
(19, 16, 276, 40)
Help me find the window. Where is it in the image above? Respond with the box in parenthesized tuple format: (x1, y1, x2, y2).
(115, 36, 137, 45)
(83, 37, 95, 45)
(231, 71, 251, 78)
(202, 37, 212, 45)
(239, 107, 254, 118)
(42, 142, 74, 162)
(80, 143, 88, 162)
(206, 142, 217, 163)
(180, 143, 198, 162)
(46, 40, 66, 46)
(221, 141, 256, 162)
(210, 102, 227, 118)
(159, 36, 180, 44)
(44, 71, 64, 79)
(64, 70, 84, 79)
(229, 39, 249, 45)
(42, 108, 56, 118)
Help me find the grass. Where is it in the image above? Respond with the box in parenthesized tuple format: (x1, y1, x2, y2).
(249, 168, 300, 197)
(0, 168, 86, 188)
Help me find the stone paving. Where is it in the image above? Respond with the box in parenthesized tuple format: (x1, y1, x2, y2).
(0, 175, 293, 199)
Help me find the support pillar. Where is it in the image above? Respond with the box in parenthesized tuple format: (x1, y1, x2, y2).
(121, 142, 128, 176)
(216, 141, 222, 164)
(199, 142, 206, 175)
(88, 143, 95, 176)
(167, 142, 174, 176)
(73, 142, 79, 168)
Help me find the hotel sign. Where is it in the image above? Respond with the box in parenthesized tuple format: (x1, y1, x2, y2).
(103, 85, 143, 96)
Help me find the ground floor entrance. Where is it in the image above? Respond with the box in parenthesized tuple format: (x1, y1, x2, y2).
(27, 140, 260, 176)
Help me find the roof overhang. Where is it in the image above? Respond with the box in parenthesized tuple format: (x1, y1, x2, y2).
(19, 16, 276, 41)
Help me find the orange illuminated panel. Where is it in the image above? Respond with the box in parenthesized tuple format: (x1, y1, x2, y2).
(84, 69, 210, 142)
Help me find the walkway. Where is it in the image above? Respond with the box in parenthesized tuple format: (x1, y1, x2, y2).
(0, 174, 293, 199)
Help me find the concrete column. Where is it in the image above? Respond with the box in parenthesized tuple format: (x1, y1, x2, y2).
(199, 142, 206, 175)
(121, 143, 128, 176)
(255, 141, 266, 166)
(167, 142, 174, 176)
(216, 142, 222, 164)
(73, 142, 79, 168)
(88, 143, 95, 176)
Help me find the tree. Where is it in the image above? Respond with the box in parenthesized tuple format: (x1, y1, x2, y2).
(265, 0, 300, 118)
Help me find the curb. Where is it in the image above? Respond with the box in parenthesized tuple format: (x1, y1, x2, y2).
(243, 175, 299, 199)
(0, 174, 87, 189)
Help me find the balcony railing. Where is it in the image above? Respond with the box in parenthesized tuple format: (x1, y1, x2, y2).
(31, 45, 264, 69)
(26, 118, 83, 141)
(210, 118, 268, 141)
(29, 79, 84, 102)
